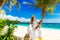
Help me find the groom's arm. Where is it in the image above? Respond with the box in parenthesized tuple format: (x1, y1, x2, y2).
(39, 18, 44, 25)
(35, 18, 44, 30)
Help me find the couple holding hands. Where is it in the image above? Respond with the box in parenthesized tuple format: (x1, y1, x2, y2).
(25, 15, 44, 40)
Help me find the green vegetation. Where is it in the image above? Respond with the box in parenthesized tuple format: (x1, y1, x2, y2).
(0, 0, 20, 40)
(0, 19, 20, 28)
(0, 19, 20, 40)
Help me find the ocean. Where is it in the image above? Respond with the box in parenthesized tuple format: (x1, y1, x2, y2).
(15, 23, 60, 30)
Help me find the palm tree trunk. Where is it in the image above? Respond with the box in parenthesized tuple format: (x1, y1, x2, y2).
(35, 9, 46, 29)
(39, 9, 46, 25)
(42, 8, 46, 19)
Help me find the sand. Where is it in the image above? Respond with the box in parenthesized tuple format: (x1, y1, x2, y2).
(13, 26, 60, 40)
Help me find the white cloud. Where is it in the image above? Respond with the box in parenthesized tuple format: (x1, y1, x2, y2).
(44, 18, 60, 23)
(0, 15, 30, 22)
(0, 15, 60, 23)
(6, 15, 31, 22)
(23, 1, 27, 4)
(23, 1, 31, 5)
(19, 17, 30, 22)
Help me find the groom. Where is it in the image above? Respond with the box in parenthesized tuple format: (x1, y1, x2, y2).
(35, 18, 44, 40)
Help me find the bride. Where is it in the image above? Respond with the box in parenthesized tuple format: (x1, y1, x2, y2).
(28, 16, 44, 40)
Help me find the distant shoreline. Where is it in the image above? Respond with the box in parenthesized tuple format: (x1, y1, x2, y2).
(15, 23, 60, 30)
(20, 22, 60, 24)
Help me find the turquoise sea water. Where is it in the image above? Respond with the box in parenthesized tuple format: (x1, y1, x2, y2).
(15, 23, 60, 30)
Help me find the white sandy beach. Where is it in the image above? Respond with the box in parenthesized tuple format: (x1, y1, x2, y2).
(13, 26, 60, 40)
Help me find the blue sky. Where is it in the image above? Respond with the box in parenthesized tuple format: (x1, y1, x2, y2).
(1, 0, 60, 23)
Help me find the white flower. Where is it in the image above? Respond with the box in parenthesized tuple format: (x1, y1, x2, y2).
(2, 25, 9, 35)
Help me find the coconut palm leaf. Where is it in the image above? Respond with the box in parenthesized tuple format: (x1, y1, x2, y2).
(0, 0, 20, 12)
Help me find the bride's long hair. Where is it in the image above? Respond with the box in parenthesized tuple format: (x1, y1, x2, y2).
(30, 16, 37, 24)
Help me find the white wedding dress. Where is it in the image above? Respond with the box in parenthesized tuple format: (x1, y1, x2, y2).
(28, 21, 41, 40)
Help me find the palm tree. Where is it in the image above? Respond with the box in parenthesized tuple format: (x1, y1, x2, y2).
(23, 0, 59, 26)
(0, 0, 20, 11)
(35, 0, 59, 18)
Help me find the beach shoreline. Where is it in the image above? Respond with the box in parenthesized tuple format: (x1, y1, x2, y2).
(13, 26, 60, 40)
